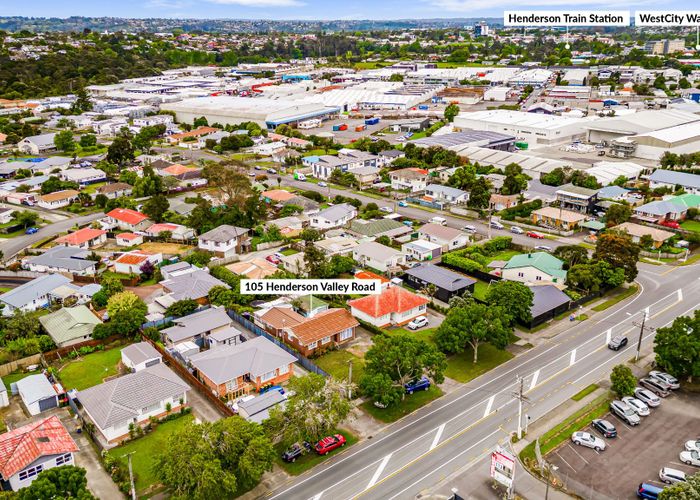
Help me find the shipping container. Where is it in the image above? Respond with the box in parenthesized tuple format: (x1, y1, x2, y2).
(355, 125, 366, 132)
(365, 117, 380, 125)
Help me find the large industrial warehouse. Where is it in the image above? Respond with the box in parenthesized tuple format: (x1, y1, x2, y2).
(584, 109, 700, 144)
(625, 121, 700, 160)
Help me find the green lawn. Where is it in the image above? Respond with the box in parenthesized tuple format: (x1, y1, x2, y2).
(280, 248, 298, 256)
(472, 280, 490, 301)
(107, 414, 194, 496)
(361, 386, 443, 423)
(100, 271, 133, 281)
(314, 349, 365, 384)
(571, 384, 599, 401)
(303, 149, 338, 157)
(591, 285, 639, 312)
(385, 326, 437, 344)
(58, 348, 123, 390)
(444, 344, 514, 383)
(275, 429, 358, 475)
(82, 182, 107, 194)
(485, 250, 521, 264)
(681, 220, 700, 233)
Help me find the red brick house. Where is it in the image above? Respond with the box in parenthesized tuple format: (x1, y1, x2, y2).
(281, 309, 359, 357)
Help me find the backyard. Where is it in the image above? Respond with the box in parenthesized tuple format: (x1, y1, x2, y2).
(680, 220, 700, 233)
(57, 347, 123, 391)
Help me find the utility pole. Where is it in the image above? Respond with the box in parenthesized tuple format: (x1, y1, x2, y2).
(513, 376, 529, 440)
(633, 311, 655, 362)
(347, 360, 353, 400)
(123, 452, 136, 500)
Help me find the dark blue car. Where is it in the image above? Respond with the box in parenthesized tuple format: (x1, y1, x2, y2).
(260, 385, 285, 395)
(25, 227, 39, 235)
(405, 376, 430, 394)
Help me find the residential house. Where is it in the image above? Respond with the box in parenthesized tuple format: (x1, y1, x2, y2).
(261, 189, 297, 204)
(555, 184, 599, 213)
(255, 306, 305, 337)
(633, 194, 700, 223)
(144, 223, 195, 240)
(528, 284, 572, 327)
(237, 390, 286, 424)
(424, 184, 469, 205)
(253, 141, 286, 156)
(349, 166, 381, 186)
(29, 157, 71, 175)
(228, 258, 279, 279)
(0, 379, 7, 408)
(403, 264, 476, 303)
(54, 228, 107, 249)
(25, 246, 98, 276)
(39, 305, 102, 348)
(348, 285, 429, 328)
(37, 189, 79, 209)
(0, 274, 71, 316)
(296, 295, 329, 317)
(310, 203, 357, 230)
(648, 169, 700, 195)
(59, 168, 106, 186)
(167, 126, 218, 145)
(0, 207, 14, 224)
(94, 182, 133, 200)
(0, 416, 78, 491)
(304, 155, 350, 179)
(16, 375, 60, 416)
(266, 216, 306, 238)
(121, 342, 162, 372)
(531, 206, 588, 230)
(114, 250, 162, 275)
(352, 241, 406, 273)
(402, 239, 442, 262)
(280, 308, 359, 357)
(103, 208, 151, 232)
(17, 133, 57, 155)
(315, 235, 360, 256)
(280, 252, 305, 275)
(348, 219, 413, 242)
(161, 306, 233, 347)
(158, 266, 227, 307)
(613, 222, 675, 248)
(190, 337, 297, 398)
(490, 193, 520, 211)
(160, 163, 201, 181)
(92, 118, 128, 136)
(597, 185, 631, 201)
(418, 223, 470, 251)
(78, 363, 189, 445)
(378, 149, 405, 166)
(115, 232, 143, 247)
(390, 168, 429, 193)
(501, 252, 567, 285)
(198, 225, 250, 258)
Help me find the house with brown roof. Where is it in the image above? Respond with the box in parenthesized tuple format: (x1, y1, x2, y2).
(114, 250, 163, 274)
(55, 227, 107, 249)
(280, 308, 359, 356)
(261, 189, 297, 203)
(254, 306, 305, 337)
(348, 285, 429, 328)
(531, 206, 588, 231)
(228, 258, 279, 279)
(167, 126, 219, 145)
(613, 222, 675, 248)
(490, 193, 519, 211)
(37, 189, 79, 209)
(94, 182, 133, 200)
(160, 163, 201, 180)
(417, 223, 470, 251)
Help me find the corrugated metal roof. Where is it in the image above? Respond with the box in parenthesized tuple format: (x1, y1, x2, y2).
(0, 274, 71, 309)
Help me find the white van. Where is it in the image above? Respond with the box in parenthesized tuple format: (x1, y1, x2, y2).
(429, 216, 447, 226)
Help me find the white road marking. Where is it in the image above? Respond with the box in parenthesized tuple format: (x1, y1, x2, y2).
(366, 454, 392, 489)
(529, 370, 540, 391)
(569, 349, 576, 366)
(310, 493, 322, 500)
(555, 452, 577, 473)
(430, 424, 445, 451)
(567, 444, 590, 465)
(605, 329, 611, 344)
(678, 289, 683, 301)
(484, 395, 495, 418)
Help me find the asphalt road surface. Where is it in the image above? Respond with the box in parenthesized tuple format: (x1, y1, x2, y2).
(266, 262, 700, 500)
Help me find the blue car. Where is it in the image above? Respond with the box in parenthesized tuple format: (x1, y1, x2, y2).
(25, 227, 39, 235)
(398, 201, 408, 207)
(637, 483, 663, 499)
(405, 376, 431, 394)
(260, 385, 285, 395)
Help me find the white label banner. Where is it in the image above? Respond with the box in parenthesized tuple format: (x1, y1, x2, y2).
(504, 11, 630, 26)
(240, 279, 382, 295)
(635, 11, 700, 26)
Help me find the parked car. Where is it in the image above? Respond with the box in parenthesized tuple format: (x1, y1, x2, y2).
(680, 449, 700, 467)
(608, 335, 628, 351)
(526, 231, 544, 239)
(228, 395, 255, 414)
(407, 316, 429, 330)
(634, 388, 661, 407)
(591, 419, 617, 438)
(534, 245, 552, 252)
(640, 377, 672, 397)
(248, 171, 256, 177)
(649, 371, 680, 390)
(637, 483, 664, 499)
(685, 439, 700, 452)
(282, 442, 312, 462)
(405, 376, 431, 394)
(610, 400, 641, 426)
(659, 220, 680, 229)
(462, 224, 477, 233)
(398, 201, 408, 207)
(659, 467, 686, 484)
(315, 434, 346, 455)
(259, 385, 285, 395)
(267, 168, 277, 174)
(25, 227, 39, 235)
(266, 255, 281, 265)
(571, 431, 606, 451)
(510, 226, 524, 234)
(622, 397, 650, 416)
(318, 181, 328, 187)
(490, 220, 504, 230)
(380, 206, 393, 213)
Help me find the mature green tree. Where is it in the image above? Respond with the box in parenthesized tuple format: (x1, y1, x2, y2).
(467, 177, 491, 209)
(11, 210, 38, 228)
(165, 299, 199, 318)
(658, 470, 700, 499)
(304, 245, 331, 279)
(184, 250, 213, 267)
(594, 232, 640, 282)
(72, 87, 93, 114)
(486, 280, 533, 326)
(266, 374, 352, 446)
(54, 130, 75, 152)
(444, 103, 460, 122)
(203, 162, 252, 205)
(435, 303, 511, 363)
(360, 333, 446, 407)
(553, 245, 589, 268)
(3, 309, 41, 342)
(106, 136, 135, 167)
(18, 465, 94, 500)
(654, 310, 700, 383)
(40, 176, 78, 195)
(610, 364, 637, 397)
(106, 291, 147, 336)
(142, 194, 170, 223)
(605, 204, 632, 226)
(501, 163, 529, 196)
(448, 164, 477, 190)
(300, 228, 322, 242)
(79, 133, 97, 149)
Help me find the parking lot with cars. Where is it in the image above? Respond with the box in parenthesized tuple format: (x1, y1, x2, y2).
(548, 379, 700, 499)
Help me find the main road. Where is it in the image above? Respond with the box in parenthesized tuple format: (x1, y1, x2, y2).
(266, 262, 700, 500)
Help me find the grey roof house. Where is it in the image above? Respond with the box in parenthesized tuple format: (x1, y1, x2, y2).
(157, 268, 228, 306)
(17, 133, 57, 155)
(648, 169, 700, 195)
(161, 306, 233, 347)
(237, 390, 287, 424)
(403, 264, 476, 303)
(424, 184, 469, 205)
(25, 247, 98, 276)
(121, 342, 162, 372)
(310, 203, 357, 230)
(0, 274, 71, 316)
(16, 374, 59, 416)
(528, 285, 571, 328)
(198, 224, 251, 258)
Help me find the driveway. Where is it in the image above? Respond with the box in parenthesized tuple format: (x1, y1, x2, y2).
(187, 383, 227, 423)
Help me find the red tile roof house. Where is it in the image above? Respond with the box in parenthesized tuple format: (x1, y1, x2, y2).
(115, 232, 143, 247)
(54, 227, 107, 249)
(144, 222, 196, 240)
(255, 306, 306, 338)
(348, 285, 429, 328)
(279, 309, 359, 357)
(103, 208, 151, 232)
(113, 250, 163, 275)
(0, 415, 78, 491)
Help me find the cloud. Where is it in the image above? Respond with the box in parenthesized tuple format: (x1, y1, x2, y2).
(431, 0, 658, 11)
(205, 0, 305, 6)
(146, 0, 191, 9)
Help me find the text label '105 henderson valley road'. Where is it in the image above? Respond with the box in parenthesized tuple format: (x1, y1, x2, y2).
(240, 279, 383, 295)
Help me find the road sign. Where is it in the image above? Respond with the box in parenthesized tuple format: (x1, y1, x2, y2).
(490, 445, 515, 489)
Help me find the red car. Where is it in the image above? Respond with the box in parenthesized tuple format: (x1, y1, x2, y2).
(315, 434, 346, 455)
(659, 220, 680, 229)
(265, 255, 281, 265)
(526, 231, 545, 239)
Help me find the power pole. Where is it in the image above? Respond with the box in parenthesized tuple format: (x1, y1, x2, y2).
(347, 360, 353, 400)
(513, 376, 529, 440)
(632, 311, 655, 362)
(123, 452, 136, 500)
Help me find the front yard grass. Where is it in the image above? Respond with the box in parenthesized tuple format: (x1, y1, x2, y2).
(107, 414, 194, 496)
(591, 285, 639, 312)
(57, 347, 123, 390)
(275, 428, 358, 476)
(472, 280, 491, 301)
(314, 349, 365, 384)
(361, 386, 443, 423)
(680, 220, 700, 233)
(444, 344, 514, 383)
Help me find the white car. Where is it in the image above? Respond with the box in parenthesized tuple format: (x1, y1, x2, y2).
(462, 225, 477, 233)
(535, 245, 552, 252)
(318, 181, 328, 187)
(685, 439, 700, 452)
(659, 467, 686, 484)
(634, 387, 661, 407)
(229, 395, 255, 413)
(510, 226, 524, 234)
(621, 396, 650, 416)
(380, 206, 393, 213)
(649, 371, 680, 390)
(571, 431, 606, 451)
(680, 450, 700, 467)
(407, 316, 429, 330)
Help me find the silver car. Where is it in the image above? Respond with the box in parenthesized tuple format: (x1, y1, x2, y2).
(610, 400, 641, 426)
(680, 450, 700, 467)
(659, 467, 686, 484)
(649, 371, 680, 390)
(571, 431, 606, 451)
(622, 396, 650, 416)
(510, 226, 524, 234)
(635, 387, 661, 407)
(685, 439, 700, 452)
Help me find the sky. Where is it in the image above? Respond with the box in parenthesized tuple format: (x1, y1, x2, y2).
(0, 0, 683, 21)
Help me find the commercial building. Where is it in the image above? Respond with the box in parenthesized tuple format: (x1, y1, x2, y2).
(644, 39, 685, 55)
(625, 122, 700, 160)
(412, 130, 515, 152)
(585, 109, 699, 144)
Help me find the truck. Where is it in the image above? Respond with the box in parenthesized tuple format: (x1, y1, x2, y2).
(365, 117, 380, 126)
(355, 124, 366, 132)
(294, 172, 307, 181)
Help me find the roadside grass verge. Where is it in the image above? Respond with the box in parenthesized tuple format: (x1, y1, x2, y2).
(361, 386, 443, 423)
(274, 429, 358, 475)
(591, 285, 639, 312)
(571, 384, 598, 401)
(444, 344, 514, 383)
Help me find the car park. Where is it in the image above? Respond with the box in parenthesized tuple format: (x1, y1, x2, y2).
(680, 449, 700, 467)
(685, 439, 700, 452)
(571, 431, 606, 451)
(534, 245, 552, 252)
(510, 226, 524, 234)
(610, 400, 641, 426)
(649, 371, 680, 390)
(282, 442, 312, 462)
(407, 316, 428, 330)
(635, 388, 661, 407)
(637, 483, 664, 499)
(591, 419, 617, 438)
(659, 467, 686, 484)
(380, 206, 393, 213)
(462, 225, 477, 233)
(640, 377, 672, 397)
(315, 434, 346, 455)
(405, 376, 430, 394)
(622, 397, 650, 416)
(526, 231, 544, 239)
(608, 335, 628, 351)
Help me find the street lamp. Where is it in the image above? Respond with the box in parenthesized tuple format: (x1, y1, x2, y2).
(544, 463, 559, 500)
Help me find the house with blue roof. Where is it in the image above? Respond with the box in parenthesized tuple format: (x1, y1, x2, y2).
(501, 252, 567, 285)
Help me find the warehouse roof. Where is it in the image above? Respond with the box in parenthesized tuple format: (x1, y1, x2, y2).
(649, 169, 700, 189)
(455, 110, 587, 130)
(584, 109, 699, 136)
(413, 130, 515, 149)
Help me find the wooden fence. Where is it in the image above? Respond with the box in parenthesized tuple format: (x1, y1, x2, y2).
(0, 354, 42, 377)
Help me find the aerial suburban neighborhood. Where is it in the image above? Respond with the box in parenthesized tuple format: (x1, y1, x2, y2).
(0, 6, 699, 500)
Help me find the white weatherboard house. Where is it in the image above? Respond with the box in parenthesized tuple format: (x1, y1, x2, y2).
(198, 225, 250, 258)
(17, 133, 57, 155)
(121, 342, 162, 372)
(0, 274, 71, 316)
(310, 203, 357, 230)
(352, 241, 406, 273)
